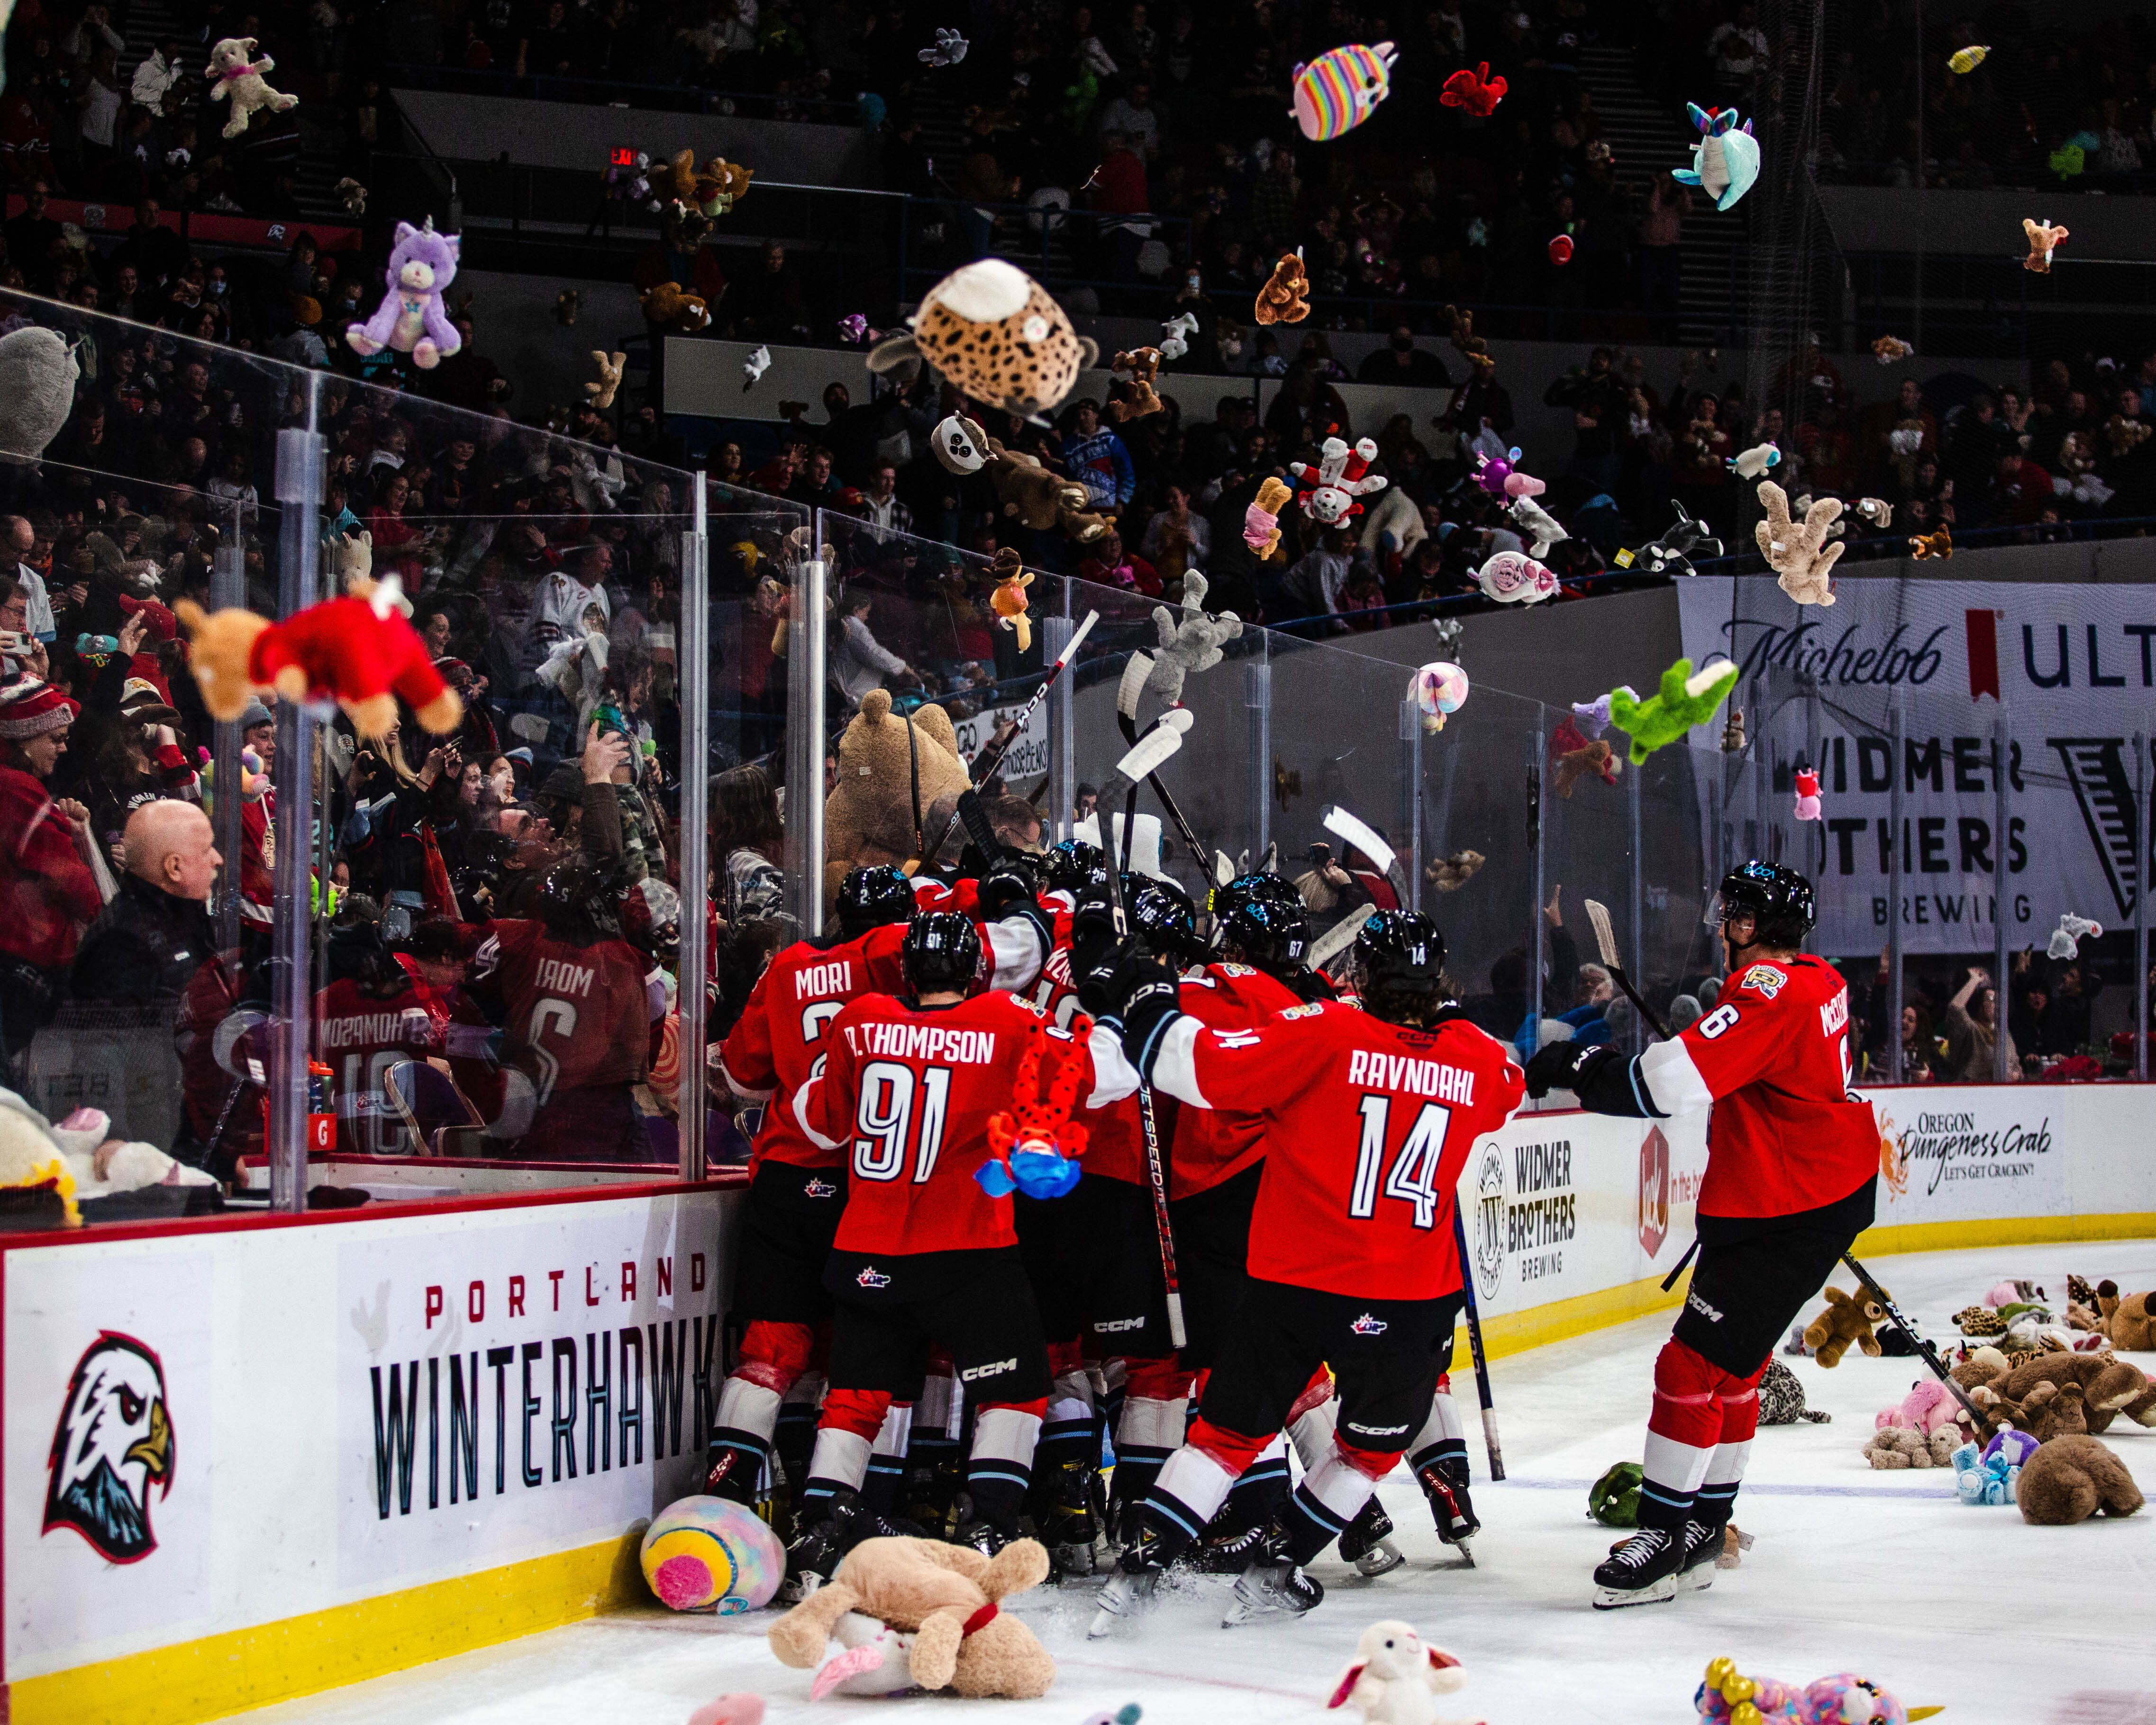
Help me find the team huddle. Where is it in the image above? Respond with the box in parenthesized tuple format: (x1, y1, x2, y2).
(708, 833, 1878, 1621)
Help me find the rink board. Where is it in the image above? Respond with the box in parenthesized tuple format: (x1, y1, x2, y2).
(6, 1084, 2155, 1725)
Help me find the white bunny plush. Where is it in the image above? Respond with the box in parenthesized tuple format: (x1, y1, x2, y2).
(1325, 1621, 1481, 1725)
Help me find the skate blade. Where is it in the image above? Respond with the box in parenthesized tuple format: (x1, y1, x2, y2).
(1592, 1572, 1678, 1610)
(1221, 1595, 1314, 1628)
(1449, 1539, 1475, 1570)
(1087, 1606, 1120, 1639)
(1353, 1538, 1406, 1578)
(1681, 1562, 1716, 1593)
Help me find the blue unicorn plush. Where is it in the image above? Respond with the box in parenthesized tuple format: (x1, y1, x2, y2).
(1674, 104, 1761, 210)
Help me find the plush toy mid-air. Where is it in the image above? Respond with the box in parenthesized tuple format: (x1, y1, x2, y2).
(1292, 42, 1398, 140)
(1673, 104, 1760, 210)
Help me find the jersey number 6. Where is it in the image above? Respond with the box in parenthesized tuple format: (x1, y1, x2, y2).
(853, 1059, 954, 1185)
(1349, 1094, 1453, 1230)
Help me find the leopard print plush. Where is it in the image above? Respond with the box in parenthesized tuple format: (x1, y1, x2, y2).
(1757, 1357, 1830, 1424)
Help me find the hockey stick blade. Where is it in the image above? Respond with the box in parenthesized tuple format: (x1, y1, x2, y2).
(1213, 849, 1236, 887)
(1583, 896, 1672, 1041)
(1058, 608, 1101, 665)
(1105, 710, 1191, 795)
(1582, 897, 1622, 968)
(1117, 650, 1155, 722)
(1306, 902, 1376, 973)
(1321, 803, 1401, 898)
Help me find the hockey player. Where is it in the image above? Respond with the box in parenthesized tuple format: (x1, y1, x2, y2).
(314, 906, 450, 1155)
(1523, 862, 1877, 1608)
(704, 865, 916, 1508)
(1089, 910, 1526, 1630)
(786, 901, 1073, 1582)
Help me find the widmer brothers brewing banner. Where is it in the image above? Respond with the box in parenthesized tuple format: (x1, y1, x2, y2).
(1678, 578, 2156, 956)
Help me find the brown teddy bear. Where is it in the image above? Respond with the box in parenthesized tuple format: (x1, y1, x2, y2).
(1958, 1347, 2156, 1434)
(1106, 347, 1164, 422)
(2095, 1281, 2156, 1351)
(768, 1536, 1056, 1699)
(1862, 1425, 1957, 1469)
(639, 282, 711, 332)
(1255, 250, 1311, 325)
(2017, 1434, 2144, 1525)
(2018, 1380, 2090, 1442)
(1804, 1284, 1888, 1367)
(821, 687, 973, 909)
(693, 155, 754, 215)
(985, 433, 1112, 541)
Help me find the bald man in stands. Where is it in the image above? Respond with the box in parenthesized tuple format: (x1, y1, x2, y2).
(69, 800, 223, 1005)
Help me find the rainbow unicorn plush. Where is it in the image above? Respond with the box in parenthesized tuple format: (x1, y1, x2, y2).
(1674, 104, 1761, 210)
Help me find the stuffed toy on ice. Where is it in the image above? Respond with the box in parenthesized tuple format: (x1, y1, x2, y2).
(767, 1536, 1055, 1699)
(2092, 1282, 2156, 1351)
(808, 1611, 918, 1699)
(1291, 436, 1389, 525)
(0, 326, 80, 465)
(1876, 1379, 1964, 1440)
(206, 37, 297, 139)
(1862, 1424, 1957, 1469)
(2022, 218, 2068, 274)
(1803, 1284, 1888, 1367)
(1674, 104, 1760, 210)
(1474, 550, 1557, 604)
(1326, 1621, 1474, 1725)
(175, 575, 462, 741)
(1255, 250, 1312, 325)
(1106, 347, 1164, 422)
(2047, 913, 2101, 960)
(1608, 658, 1740, 765)
(346, 219, 463, 369)
(1292, 42, 1398, 142)
(1756, 482, 1844, 607)
(1508, 495, 1568, 559)
(988, 546, 1034, 653)
(1954, 1347, 2156, 1433)
(867, 259, 1096, 417)
(1695, 1656, 1940, 1725)
(1131, 567, 1242, 708)
(1629, 500, 1723, 577)
(2016, 1433, 2144, 1525)
(1245, 475, 1293, 557)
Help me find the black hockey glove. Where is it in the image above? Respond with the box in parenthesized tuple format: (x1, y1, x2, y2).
(1285, 967, 1338, 1003)
(975, 855, 1039, 922)
(1524, 1040, 1661, 1117)
(1106, 939, 1183, 1080)
(1524, 1039, 1604, 1100)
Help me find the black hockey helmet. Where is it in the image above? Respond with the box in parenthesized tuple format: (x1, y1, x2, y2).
(902, 910, 982, 994)
(1354, 910, 1448, 1018)
(837, 864, 916, 936)
(537, 852, 627, 944)
(1707, 860, 1815, 949)
(1128, 874, 1208, 963)
(1211, 872, 1309, 970)
(1045, 839, 1106, 894)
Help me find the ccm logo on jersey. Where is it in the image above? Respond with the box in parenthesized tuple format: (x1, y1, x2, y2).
(856, 1266, 892, 1288)
(1350, 1312, 1389, 1336)
(960, 1358, 1019, 1382)
(803, 1178, 837, 1199)
(1092, 1316, 1147, 1333)
(1739, 964, 1786, 998)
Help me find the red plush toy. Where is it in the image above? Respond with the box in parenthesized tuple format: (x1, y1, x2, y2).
(1440, 61, 1507, 117)
(175, 574, 462, 739)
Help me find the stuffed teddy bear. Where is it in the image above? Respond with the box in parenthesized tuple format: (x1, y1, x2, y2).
(2022, 218, 2068, 274)
(1549, 716, 1618, 798)
(984, 431, 1111, 542)
(1756, 482, 1844, 607)
(0, 327, 80, 467)
(1325, 1620, 1473, 1725)
(2094, 1282, 2156, 1351)
(1245, 475, 1293, 558)
(2014, 1380, 2091, 1442)
(767, 1535, 1056, 1699)
(1443, 305, 1494, 378)
(1106, 347, 1164, 422)
(206, 37, 297, 138)
(2017, 1433, 2145, 1525)
(1803, 1284, 1888, 1368)
(639, 282, 711, 333)
(1255, 250, 1312, 325)
(989, 546, 1034, 653)
(1862, 1424, 1957, 1469)
(1425, 850, 1485, 892)
(1957, 1347, 2156, 1433)
(175, 575, 462, 741)
(1439, 61, 1506, 117)
(868, 259, 1096, 417)
(1132, 568, 1242, 710)
(586, 351, 626, 411)
(822, 688, 973, 908)
(1908, 526, 1952, 560)
(692, 155, 754, 216)
(2106, 413, 2152, 457)
(346, 219, 463, 369)
(1607, 658, 1741, 766)
(1872, 335, 1913, 364)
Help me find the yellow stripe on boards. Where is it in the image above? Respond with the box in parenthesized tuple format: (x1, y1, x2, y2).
(9, 1531, 646, 1725)
(1852, 1212, 2156, 1258)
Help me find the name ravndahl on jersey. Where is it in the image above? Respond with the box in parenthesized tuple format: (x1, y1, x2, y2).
(1345, 1049, 1477, 1103)
(535, 958, 598, 997)
(842, 1022, 999, 1064)
(794, 960, 855, 1000)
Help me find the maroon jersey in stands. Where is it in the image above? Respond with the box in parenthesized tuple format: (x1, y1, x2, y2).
(1168, 962, 1303, 1200)
(799, 989, 1072, 1255)
(1146, 1001, 1525, 1300)
(471, 920, 655, 1100)
(315, 973, 450, 1154)
(1637, 954, 1876, 1219)
(719, 924, 908, 1170)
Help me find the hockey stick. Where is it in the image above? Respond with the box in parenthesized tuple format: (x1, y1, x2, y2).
(1582, 903, 1992, 1433)
(1322, 803, 1410, 905)
(1451, 1205, 1505, 1480)
(1116, 652, 1212, 872)
(915, 609, 1099, 867)
(1582, 897, 1671, 1040)
(1304, 902, 1375, 976)
(1100, 715, 1194, 1351)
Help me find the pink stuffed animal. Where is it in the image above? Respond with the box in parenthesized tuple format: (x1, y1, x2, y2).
(1793, 766, 1821, 821)
(1472, 446, 1545, 501)
(1474, 551, 1558, 605)
(1875, 1379, 1964, 1438)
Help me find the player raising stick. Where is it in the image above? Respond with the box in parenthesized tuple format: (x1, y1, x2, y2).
(1088, 910, 1525, 1631)
(1523, 862, 1878, 1609)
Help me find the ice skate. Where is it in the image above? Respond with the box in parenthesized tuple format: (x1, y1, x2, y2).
(1337, 1497, 1405, 1577)
(947, 1492, 1012, 1558)
(1677, 1519, 1722, 1592)
(1087, 1528, 1169, 1637)
(1036, 1458, 1103, 1579)
(1223, 1554, 1325, 1625)
(779, 1490, 859, 1603)
(701, 1440, 764, 1507)
(1417, 1459, 1479, 1566)
(1591, 1525, 1683, 1608)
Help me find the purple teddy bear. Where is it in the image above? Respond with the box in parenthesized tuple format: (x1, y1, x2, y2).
(346, 219, 463, 370)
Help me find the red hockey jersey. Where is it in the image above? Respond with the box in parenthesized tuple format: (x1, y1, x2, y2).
(1169, 962, 1303, 1199)
(1148, 1001, 1526, 1300)
(799, 988, 1070, 1255)
(470, 920, 655, 1099)
(314, 974, 450, 1154)
(1637, 954, 1876, 1219)
(719, 924, 908, 1170)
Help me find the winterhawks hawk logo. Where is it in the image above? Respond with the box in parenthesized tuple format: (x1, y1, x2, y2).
(856, 1266, 892, 1289)
(1350, 1312, 1388, 1336)
(45, 1333, 174, 1564)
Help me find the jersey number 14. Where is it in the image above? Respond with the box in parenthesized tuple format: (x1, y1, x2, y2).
(1349, 1094, 1453, 1230)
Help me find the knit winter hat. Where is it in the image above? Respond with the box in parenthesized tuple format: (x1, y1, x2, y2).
(0, 680, 81, 739)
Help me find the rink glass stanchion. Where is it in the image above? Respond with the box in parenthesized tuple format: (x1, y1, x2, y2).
(268, 398, 326, 1214)
(1886, 694, 1907, 1083)
(784, 527, 829, 937)
(1992, 712, 2012, 1085)
(1045, 600, 1075, 845)
(1246, 638, 1272, 866)
(1526, 716, 1546, 1077)
(210, 524, 246, 963)
(2139, 730, 2150, 1083)
(1400, 695, 1424, 916)
(677, 475, 711, 1181)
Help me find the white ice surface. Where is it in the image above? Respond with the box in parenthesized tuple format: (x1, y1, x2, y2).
(230, 1241, 2156, 1725)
